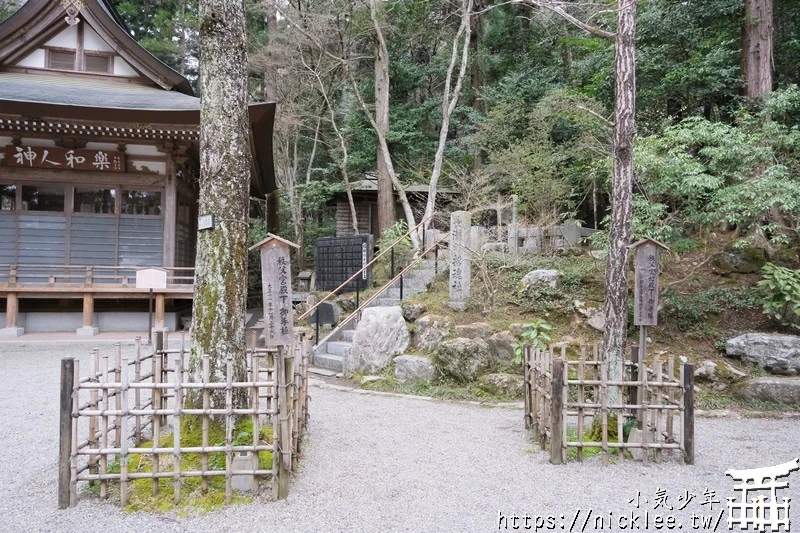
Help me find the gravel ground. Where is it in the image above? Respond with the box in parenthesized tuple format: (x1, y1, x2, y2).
(1, 339, 799, 533)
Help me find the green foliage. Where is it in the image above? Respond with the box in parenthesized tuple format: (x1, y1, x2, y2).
(374, 221, 414, 283)
(662, 287, 762, 335)
(758, 263, 800, 330)
(512, 320, 552, 364)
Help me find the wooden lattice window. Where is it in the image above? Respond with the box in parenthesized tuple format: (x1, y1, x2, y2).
(84, 54, 112, 73)
(48, 50, 76, 70)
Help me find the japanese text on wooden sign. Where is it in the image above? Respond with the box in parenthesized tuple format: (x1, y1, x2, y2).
(634, 242, 660, 326)
(260, 242, 294, 346)
(4, 146, 125, 172)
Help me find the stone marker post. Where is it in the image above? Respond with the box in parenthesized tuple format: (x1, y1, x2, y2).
(448, 211, 471, 310)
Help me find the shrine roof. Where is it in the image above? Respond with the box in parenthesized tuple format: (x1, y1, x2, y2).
(0, 71, 199, 115)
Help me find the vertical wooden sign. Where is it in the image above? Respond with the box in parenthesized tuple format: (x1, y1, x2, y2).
(449, 210, 471, 304)
(631, 238, 669, 326)
(250, 234, 300, 347)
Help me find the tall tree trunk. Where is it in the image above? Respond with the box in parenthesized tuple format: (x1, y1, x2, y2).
(601, 0, 636, 395)
(742, 0, 773, 98)
(190, 0, 252, 408)
(375, 24, 395, 236)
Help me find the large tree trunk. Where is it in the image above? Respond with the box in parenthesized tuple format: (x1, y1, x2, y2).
(742, 0, 773, 98)
(601, 0, 636, 394)
(190, 0, 252, 409)
(375, 26, 395, 236)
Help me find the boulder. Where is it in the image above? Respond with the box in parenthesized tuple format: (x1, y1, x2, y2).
(476, 373, 524, 398)
(414, 314, 453, 352)
(348, 307, 410, 374)
(520, 269, 561, 290)
(694, 360, 718, 382)
(574, 300, 605, 332)
(394, 355, 436, 382)
(338, 296, 357, 312)
(401, 302, 427, 322)
(433, 337, 492, 382)
(732, 377, 800, 405)
(770, 247, 799, 267)
(454, 322, 492, 339)
(726, 333, 800, 375)
(713, 247, 767, 274)
(487, 331, 517, 369)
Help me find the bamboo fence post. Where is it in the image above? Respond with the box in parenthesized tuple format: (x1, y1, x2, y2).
(655, 358, 663, 463)
(577, 346, 585, 462)
(667, 355, 675, 456)
(155, 330, 166, 426)
(600, 360, 609, 466)
(99, 354, 109, 499)
(134, 337, 142, 445)
(682, 363, 695, 465)
(173, 352, 183, 504)
(250, 347, 260, 494)
(58, 358, 75, 509)
(151, 347, 161, 497)
(70, 359, 80, 507)
(88, 349, 99, 482)
(640, 357, 649, 464)
(523, 345, 532, 430)
(225, 355, 233, 505)
(120, 357, 130, 507)
(114, 343, 122, 447)
(550, 359, 565, 465)
(617, 355, 624, 464)
(201, 354, 210, 492)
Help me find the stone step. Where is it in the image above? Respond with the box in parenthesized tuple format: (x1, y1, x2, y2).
(372, 297, 401, 307)
(340, 329, 356, 342)
(326, 341, 352, 357)
(313, 352, 345, 372)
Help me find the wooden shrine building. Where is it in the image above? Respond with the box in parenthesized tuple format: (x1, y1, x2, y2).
(0, 0, 276, 336)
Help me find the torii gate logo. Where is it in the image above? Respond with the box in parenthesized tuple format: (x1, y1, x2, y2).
(726, 458, 800, 532)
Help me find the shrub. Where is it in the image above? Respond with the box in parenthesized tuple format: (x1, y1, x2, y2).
(758, 263, 800, 330)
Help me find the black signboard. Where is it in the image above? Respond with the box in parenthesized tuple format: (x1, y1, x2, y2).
(315, 235, 373, 292)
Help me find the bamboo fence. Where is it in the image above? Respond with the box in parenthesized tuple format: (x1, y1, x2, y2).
(523, 343, 694, 466)
(58, 330, 310, 509)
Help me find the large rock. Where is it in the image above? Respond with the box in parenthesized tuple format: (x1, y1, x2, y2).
(732, 377, 800, 405)
(348, 307, 410, 374)
(713, 247, 767, 274)
(454, 322, 492, 339)
(394, 355, 436, 382)
(694, 360, 718, 382)
(487, 330, 517, 369)
(520, 269, 561, 289)
(433, 337, 491, 382)
(477, 373, 524, 398)
(414, 314, 453, 352)
(726, 333, 800, 375)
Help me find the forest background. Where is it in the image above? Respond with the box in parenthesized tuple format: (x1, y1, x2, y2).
(3, 0, 800, 269)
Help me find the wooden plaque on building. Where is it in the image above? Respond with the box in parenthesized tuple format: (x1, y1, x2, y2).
(4, 146, 125, 172)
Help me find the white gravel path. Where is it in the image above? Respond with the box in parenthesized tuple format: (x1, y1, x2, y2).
(1, 340, 799, 532)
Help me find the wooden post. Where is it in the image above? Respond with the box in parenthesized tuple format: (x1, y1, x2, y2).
(155, 293, 166, 329)
(682, 363, 695, 465)
(6, 292, 18, 328)
(58, 358, 75, 509)
(523, 345, 532, 430)
(276, 346, 292, 499)
(550, 359, 565, 465)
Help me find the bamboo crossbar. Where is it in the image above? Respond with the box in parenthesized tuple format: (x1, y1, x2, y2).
(565, 441, 681, 450)
(565, 379, 680, 387)
(78, 470, 274, 482)
(78, 407, 277, 417)
(78, 444, 276, 455)
(78, 380, 276, 391)
(565, 403, 682, 410)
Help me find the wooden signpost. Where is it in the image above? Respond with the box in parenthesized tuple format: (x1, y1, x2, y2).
(136, 267, 168, 345)
(249, 233, 299, 500)
(630, 238, 669, 430)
